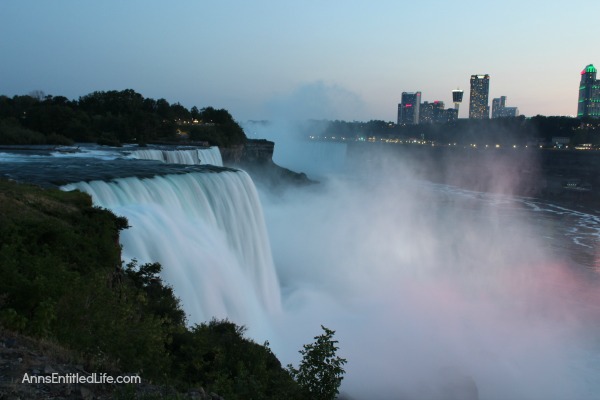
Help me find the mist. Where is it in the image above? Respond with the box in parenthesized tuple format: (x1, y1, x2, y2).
(256, 137, 600, 399)
(244, 81, 365, 180)
(263, 81, 366, 122)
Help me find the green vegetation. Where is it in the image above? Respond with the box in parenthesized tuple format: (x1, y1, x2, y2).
(170, 319, 305, 399)
(188, 107, 247, 147)
(0, 90, 247, 147)
(0, 179, 305, 398)
(288, 325, 347, 400)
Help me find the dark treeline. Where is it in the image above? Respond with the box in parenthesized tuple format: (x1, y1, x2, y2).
(318, 116, 600, 147)
(0, 180, 306, 399)
(4, 89, 599, 149)
(0, 89, 246, 147)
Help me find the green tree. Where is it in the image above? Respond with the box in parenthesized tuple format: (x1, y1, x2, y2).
(288, 325, 347, 400)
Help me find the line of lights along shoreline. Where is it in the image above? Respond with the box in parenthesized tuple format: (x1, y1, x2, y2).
(397, 65, 599, 125)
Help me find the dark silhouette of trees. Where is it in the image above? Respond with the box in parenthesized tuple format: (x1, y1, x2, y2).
(0, 89, 247, 147)
(317, 115, 599, 147)
(188, 107, 246, 147)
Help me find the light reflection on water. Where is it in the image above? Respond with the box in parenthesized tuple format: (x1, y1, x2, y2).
(433, 182, 600, 277)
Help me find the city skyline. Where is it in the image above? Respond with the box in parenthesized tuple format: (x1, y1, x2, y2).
(1, 1, 598, 123)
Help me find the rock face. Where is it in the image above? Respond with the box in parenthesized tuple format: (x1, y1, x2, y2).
(220, 139, 275, 165)
(240, 139, 276, 164)
(219, 144, 245, 164)
(0, 332, 113, 400)
(0, 332, 224, 400)
(222, 139, 315, 189)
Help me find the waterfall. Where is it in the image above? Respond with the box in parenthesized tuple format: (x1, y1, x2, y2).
(8, 141, 600, 398)
(130, 146, 223, 166)
(5, 141, 599, 399)
(62, 170, 280, 327)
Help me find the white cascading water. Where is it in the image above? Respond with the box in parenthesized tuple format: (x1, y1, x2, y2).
(62, 170, 280, 333)
(55, 142, 600, 399)
(130, 146, 223, 166)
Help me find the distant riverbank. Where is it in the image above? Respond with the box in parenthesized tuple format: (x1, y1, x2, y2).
(347, 143, 600, 215)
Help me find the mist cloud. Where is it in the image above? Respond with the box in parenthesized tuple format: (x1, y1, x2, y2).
(258, 146, 600, 400)
(263, 81, 365, 122)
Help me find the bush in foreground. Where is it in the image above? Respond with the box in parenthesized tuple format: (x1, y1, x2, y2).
(288, 325, 347, 400)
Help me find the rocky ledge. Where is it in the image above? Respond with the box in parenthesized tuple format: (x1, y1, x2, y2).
(221, 139, 316, 190)
(0, 331, 224, 400)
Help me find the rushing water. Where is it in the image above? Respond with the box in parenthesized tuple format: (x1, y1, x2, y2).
(62, 170, 280, 336)
(2, 144, 599, 399)
(130, 146, 223, 166)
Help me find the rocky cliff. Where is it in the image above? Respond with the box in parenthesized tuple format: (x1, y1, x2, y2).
(221, 139, 315, 189)
(219, 139, 274, 164)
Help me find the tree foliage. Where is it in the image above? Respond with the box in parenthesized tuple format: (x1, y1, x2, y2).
(288, 325, 347, 400)
(0, 90, 247, 146)
(170, 319, 304, 399)
(0, 179, 300, 398)
(317, 115, 600, 147)
(188, 107, 246, 147)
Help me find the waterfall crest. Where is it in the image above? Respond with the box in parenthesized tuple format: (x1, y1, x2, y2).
(130, 146, 223, 166)
(62, 170, 280, 326)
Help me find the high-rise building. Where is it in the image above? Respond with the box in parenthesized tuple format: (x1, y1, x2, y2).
(419, 101, 433, 124)
(502, 107, 519, 118)
(469, 74, 490, 119)
(452, 89, 464, 117)
(492, 96, 506, 118)
(420, 101, 446, 124)
(492, 96, 519, 118)
(578, 64, 600, 119)
(397, 92, 421, 125)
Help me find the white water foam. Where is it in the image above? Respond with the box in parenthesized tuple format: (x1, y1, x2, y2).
(57, 142, 600, 399)
(130, 147, 223, 166)
(62, 170, 279, 337)
(261, 175, 600, 400)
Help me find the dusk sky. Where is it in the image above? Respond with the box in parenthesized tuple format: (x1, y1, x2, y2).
(1, 0, 597, 122)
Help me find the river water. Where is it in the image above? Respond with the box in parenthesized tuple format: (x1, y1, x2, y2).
(1, 143, 599, 399)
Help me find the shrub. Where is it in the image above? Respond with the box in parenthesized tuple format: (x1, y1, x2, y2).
(288, 326, 347, 400)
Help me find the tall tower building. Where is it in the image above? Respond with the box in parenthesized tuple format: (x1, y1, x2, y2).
(452, 89, 464, 117)
(578, 64, 600, 119)
(469, 74, 490, 119)
(397, 92, 421, 125)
